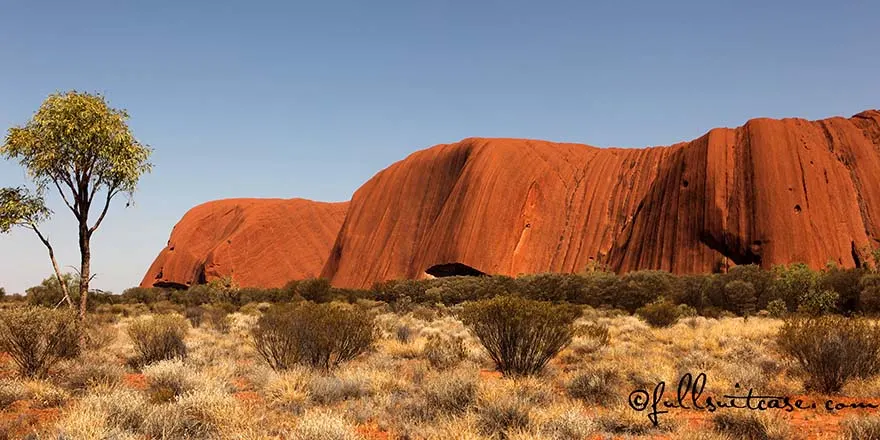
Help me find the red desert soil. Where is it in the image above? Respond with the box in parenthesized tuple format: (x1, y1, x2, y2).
(141, 110, 880, 289)
(141, 198, 348, 289)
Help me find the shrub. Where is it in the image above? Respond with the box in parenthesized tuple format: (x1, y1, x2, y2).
(127, 314, 188, 367)
(796, 288, 839, 316)
(307, 373, 372, 405)
(777, 316, 880, 393)
(636, 299, 681, 327)
(252, 302, 376, 371)
(204, 305, 232, 333)
(515, 273, 584, 302)
(184, 306, 204, 327)
(818, 266, 865, 314)
(143, 359, 198, 401)
(0, 307, 81, 378)
(615, 270, 674, 312)
(476, 388, 533, 437)
(395, 324, 413, 343)
(724, 264, 775, 308)
(770, 263, 818, 311)
(711, 410, 791, 440)
(459, 296, 580, 376)
(766, 299, 788, 318)
(673, 274, 713, 311)
(567, 366, 620, 404)
(723, 280, 757, 316)
(576, 322, 610, 348)
(860, 274, 880, 314)
(296, 278, 333, 303)
(289, 409, 361, 440)
(423, 333, 468, 370)
(840, 414, 880, 440)
(62, 356, 124, 392)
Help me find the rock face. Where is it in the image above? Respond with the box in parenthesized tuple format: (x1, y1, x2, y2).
(141, 199, 348, 288)
(322, 110, 880, 288)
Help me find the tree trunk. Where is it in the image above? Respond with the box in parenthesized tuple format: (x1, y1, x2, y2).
(31, 226, 74, 308)
(78, 222, 90, 320)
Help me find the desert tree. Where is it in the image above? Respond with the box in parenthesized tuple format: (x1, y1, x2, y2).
(1, 91, 152, 319)
(0, 186, 73, 307)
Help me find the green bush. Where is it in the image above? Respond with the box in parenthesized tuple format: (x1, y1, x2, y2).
(770, 263, 818, 312)
(458, 296, 580, 376)
(615, 270, 674, 312)
(295, 278, 333, 303)
(636, 299, 682, 327)
(860, 274, 880, 314)
(766, 299, 788, 318)
(724, 265, 775, 309)
(818, 266, 865, 314)
(252, 302, 376, 371)
(796, 288, 839, 316)
(127, 314, 188, 367)
(0, 306, 81, 377)
(723, 280, 757, 316)
(515, 273, 584, 302)
(777, 316, 880, 393)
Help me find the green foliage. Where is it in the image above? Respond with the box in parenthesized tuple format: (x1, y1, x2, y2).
(796, 288, 839, 316)
(0, 186, 50, 233)
(2, 91, 153, 317)
(673, 274, 713, 311)
(777, 316, 880, 393)
(769, 263, 818, 311)
(2, 91, 152, 195)
(127, 314, 188, 367)
(766, 299, 788, 318)
(860, 274, 880, 314)
(0, 306, 81, 377)
(615, 270, 674, 312)
(723, 280, 757, 316)
(577, 270, 622, 307)
(818, 266, 865, 313)
(25, 274, 80, 307)
(514, 273, 584, 302)
(636, 298, 682, 327)
(252, 302, 376, 371)
(458, 296, 580, 376)
(294, 278, 333, 302)
(724, 264, 775, 308)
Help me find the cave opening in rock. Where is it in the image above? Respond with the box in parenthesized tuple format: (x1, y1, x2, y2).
(425, 263, 486, 278)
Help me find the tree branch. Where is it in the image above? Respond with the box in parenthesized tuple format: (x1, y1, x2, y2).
(29, 224, 74, 309)
(52, 178, 80, 220)
(89, 187, 117, 235)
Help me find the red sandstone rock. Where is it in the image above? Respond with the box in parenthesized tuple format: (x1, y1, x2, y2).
(322, 110, 880, 288)
(141, 198, 347, 288)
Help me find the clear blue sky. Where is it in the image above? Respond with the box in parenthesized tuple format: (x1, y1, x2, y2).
(1, 1, 878, 294)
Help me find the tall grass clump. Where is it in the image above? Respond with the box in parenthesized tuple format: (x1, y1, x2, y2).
(0, 306, 80, 377)
(252, 302, 376, 371)
(777, 315, 880, 393)
(127, 313, 188, 367)
(458, 296, 580, 376)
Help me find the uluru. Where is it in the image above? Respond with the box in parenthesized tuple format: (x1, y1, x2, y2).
(143, 110, 880, 290)
(141, 198, 348, 288)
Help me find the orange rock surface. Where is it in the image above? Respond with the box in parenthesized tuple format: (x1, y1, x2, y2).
(322, 110, 880, 288)
(141, 198, 347, 288)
